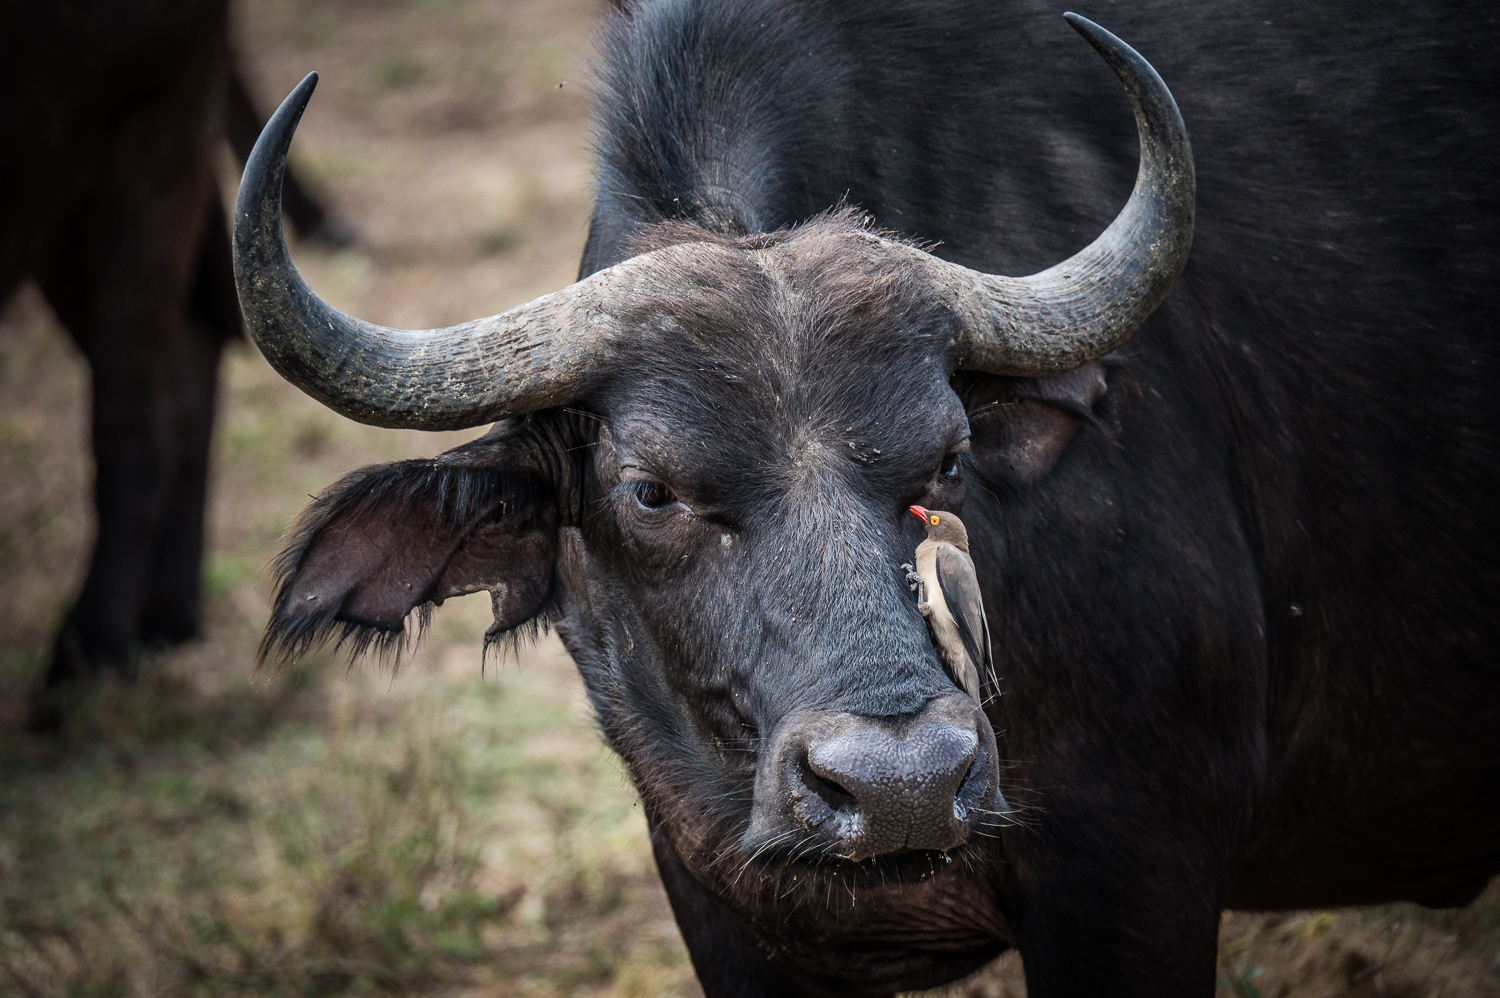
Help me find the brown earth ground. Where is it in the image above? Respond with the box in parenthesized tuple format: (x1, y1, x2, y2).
(0, 0, 1496, 994)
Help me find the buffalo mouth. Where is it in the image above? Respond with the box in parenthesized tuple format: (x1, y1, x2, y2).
(744, 836, 995, 882)
(742, 695, 1006, 867)
(721, 825, 1003, 915)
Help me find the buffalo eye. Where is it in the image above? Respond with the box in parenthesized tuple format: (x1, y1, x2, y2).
(631, 480, 678, 511)
(939, 452, 961, 478)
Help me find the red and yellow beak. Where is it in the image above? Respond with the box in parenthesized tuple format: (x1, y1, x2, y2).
(909, 504, 931, 523)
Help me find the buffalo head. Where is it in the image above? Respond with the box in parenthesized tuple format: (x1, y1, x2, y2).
(233, 13, 1192, 968)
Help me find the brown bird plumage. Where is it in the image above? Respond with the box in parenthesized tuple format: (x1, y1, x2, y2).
(903, 506, 993, 702)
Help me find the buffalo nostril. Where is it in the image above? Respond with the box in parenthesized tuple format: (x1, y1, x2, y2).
(954, 754, 984, 821)
(800, 757, 858, 814)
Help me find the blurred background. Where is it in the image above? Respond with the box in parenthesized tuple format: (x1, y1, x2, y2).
(0, 0, 1494, 994)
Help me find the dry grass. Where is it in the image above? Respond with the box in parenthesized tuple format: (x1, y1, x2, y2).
(1, 0, 1496, 994)
(0, 629, 697, 997)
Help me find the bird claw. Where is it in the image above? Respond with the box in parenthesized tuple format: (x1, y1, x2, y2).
(901, 563, 928, 608)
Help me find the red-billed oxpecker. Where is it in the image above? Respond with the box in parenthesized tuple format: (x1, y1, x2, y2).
(903, 507, 993, 702)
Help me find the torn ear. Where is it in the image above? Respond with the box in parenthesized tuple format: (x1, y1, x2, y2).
(962, 362, 1110, 486)
(260, 423, 560, 669)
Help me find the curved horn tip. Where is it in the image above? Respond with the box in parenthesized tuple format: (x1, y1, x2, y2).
(234, 71, 320, 235)
(1062, 11, 1112, 46)
(248, 72, 318, 175)
(1062, 12, 1151, 72)
(287, 70, 320, 112)
(1060, 11, 1184, 133)
(269, 71, 320, 154)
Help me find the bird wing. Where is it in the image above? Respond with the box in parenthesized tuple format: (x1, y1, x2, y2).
(934, 544, 993, 695)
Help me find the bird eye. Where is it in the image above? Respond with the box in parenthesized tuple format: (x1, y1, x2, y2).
(940, 453, 961, 478)
(631, 481, 677, 511)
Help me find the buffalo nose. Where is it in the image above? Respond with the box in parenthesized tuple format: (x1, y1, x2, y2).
(746, 695, 1002, 862)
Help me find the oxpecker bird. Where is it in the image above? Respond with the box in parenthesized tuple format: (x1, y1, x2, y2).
(903, 506, 993, 702)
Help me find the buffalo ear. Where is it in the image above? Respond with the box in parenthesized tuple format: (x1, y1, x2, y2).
(963, 362, 1110, 486)
(260, 430, 559, 668)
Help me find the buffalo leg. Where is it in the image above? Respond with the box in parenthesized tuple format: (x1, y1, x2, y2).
(138, 197, 237, 645)
(650, 828, 835, 998)
(39, 260, 189, 680)
(33, 57, 224, 688)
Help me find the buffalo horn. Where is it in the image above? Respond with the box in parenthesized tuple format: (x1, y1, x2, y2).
(939, 13, 1195, 376)
(233, 73, 667, 430)
(237, 15, 1190, 428)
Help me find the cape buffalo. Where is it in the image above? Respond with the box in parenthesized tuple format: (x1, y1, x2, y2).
(1, 0, 339, 712)
(231, 0, 1498, 994)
